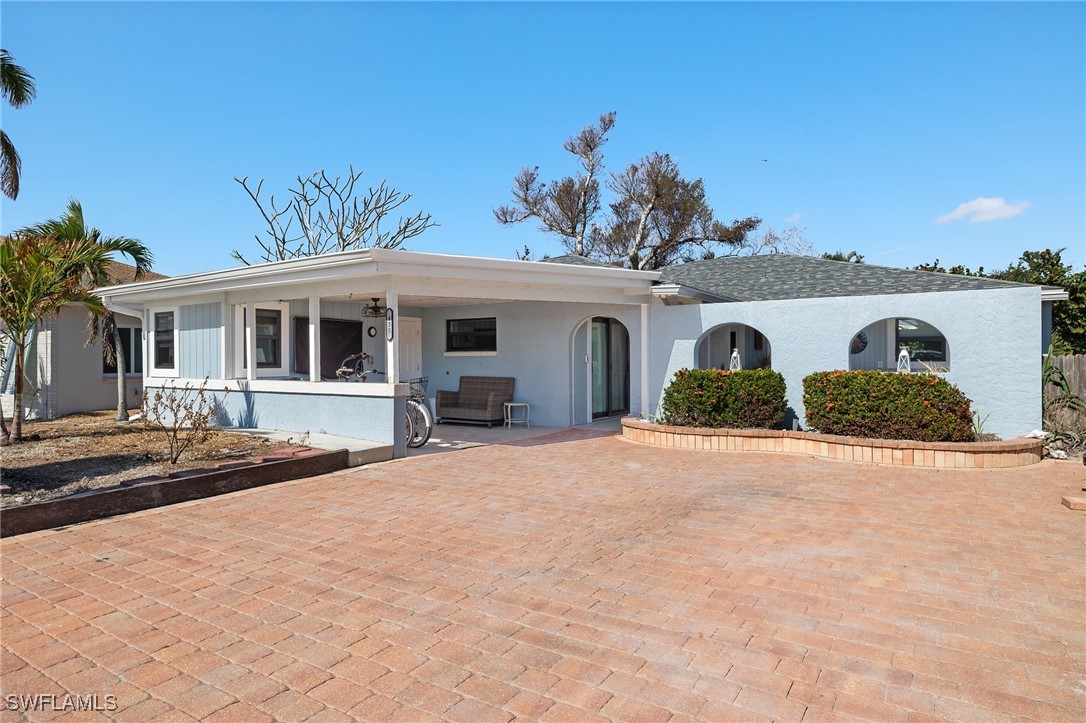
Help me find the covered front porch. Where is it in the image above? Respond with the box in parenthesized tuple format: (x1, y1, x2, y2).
(99, 249, 659, 458)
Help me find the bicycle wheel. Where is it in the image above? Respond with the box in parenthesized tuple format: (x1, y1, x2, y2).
(403, 404, 416, 449)
(406, 398, 433, 448)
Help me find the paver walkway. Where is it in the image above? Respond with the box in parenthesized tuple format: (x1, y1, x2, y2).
(2, 429, 1083, 722)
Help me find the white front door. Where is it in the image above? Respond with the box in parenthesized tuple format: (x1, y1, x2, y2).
(398, 317, 422, 380)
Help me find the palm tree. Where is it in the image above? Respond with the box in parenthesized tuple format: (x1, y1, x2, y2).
(0, 233, 133, 443)
(1, 49, 37, 200)
(26, 200, 153, 421)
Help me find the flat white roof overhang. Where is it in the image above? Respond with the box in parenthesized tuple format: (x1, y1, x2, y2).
(97, 248, 661, 308)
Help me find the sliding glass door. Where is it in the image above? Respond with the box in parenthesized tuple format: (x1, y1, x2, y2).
(591, 318, 629, 419)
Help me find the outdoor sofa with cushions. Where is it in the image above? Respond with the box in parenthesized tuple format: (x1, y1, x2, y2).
(435, 376, 515, 427)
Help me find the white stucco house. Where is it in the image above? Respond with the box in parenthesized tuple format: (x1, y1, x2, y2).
(2, 262, 168, 420)
(94, 249, 1065, 458)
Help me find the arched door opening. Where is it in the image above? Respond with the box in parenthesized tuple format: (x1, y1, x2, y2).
(572, 317, 630, 424)
(696, 323, 771, 370)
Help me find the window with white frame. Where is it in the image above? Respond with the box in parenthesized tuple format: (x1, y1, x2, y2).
(102, 327, 143, 375)
(234, 303, 290, 377)
(150, 308, 179, 377)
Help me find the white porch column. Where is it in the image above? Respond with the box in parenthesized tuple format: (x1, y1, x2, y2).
(308, 296, 321, 382)
(385, 290, 399, 384)
(640, 303, 650, 416)
(245, 302, 257, 382)
(221, 296, 232, 379)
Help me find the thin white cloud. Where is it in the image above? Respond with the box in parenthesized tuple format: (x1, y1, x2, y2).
(785, 212, 802, 224)
(936, 196, 1030, 224)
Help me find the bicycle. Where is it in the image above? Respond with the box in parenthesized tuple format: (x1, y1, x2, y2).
(335, 352, 432, 448)
(403, 377, 433, 448)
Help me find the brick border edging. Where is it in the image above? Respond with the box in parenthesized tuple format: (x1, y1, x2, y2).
(0, 450, 349, 538)
(621, 418, 1042, 469)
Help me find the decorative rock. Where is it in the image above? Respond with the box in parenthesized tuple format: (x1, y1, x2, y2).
(0, 485, 11, 495)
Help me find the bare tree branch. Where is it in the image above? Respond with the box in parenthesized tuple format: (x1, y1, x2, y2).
(494, 112, 616, 256)
(232, 166, 437, 264)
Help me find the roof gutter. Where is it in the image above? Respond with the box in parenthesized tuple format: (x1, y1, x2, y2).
(1042, 286, 1069, 302)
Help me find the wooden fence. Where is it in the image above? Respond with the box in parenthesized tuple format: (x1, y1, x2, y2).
(1050, 355, 1086, 398)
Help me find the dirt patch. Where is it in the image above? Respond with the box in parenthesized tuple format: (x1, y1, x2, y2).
(1, 412, 298, 507)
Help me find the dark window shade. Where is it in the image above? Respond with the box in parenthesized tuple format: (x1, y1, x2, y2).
(446, 318, 496, 352)
(103, 328, 140, 374)
(293, 317, 366, 380)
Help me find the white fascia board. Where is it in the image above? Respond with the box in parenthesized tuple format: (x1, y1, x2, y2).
(651, 283, 734, 304)
(1042, 286, 1069, 301)
(367, 248, 659, 283)
(97, 249, 379, 301)
(97, 248, 660, 304)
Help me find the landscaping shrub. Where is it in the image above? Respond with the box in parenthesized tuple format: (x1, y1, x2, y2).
(659, 368, 787, 429)
(802, 370, 975, 442)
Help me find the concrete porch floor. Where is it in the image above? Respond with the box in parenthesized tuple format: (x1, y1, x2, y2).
(411, 417, 623, 457)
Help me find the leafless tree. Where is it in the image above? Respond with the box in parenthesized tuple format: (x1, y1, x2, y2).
(495, 112, 616, 257)
(231, 166, 437, 264)
(748, 225, 816, 256)
(594, 152, 762, 270)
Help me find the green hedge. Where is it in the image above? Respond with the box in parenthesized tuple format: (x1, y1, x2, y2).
(659, 368, 787, 429)
(802, 370, 975, 442)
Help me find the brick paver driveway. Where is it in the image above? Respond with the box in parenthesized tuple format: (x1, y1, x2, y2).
(2, 428, 1084, 722)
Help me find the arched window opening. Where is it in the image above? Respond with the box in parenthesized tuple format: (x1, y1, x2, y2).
(696, 324, 772, 370)
(849, 318, 949, 372)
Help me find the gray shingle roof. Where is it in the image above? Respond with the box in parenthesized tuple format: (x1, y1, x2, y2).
(538, 254, 616, 268)
(657, 254, 1029, 302)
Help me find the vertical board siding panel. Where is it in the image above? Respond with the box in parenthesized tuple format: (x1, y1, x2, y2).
(180, 303, 222, 379)
(850, 320, 887, 371)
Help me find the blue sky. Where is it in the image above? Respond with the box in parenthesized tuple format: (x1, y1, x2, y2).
(3, 1, 1083, 276)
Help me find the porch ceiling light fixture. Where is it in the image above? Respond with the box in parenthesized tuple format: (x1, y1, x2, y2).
(361, 298, 386, 318)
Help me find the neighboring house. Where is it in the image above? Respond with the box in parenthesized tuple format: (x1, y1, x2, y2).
(95, 249, 1062, 456)
(1, 261, 169, 420)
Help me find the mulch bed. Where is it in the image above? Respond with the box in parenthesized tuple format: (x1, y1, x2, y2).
(1, 411, 299, 507)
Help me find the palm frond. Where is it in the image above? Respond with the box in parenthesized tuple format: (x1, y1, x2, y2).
(0, 129, 21, 200)
(0, 49, 36, 108)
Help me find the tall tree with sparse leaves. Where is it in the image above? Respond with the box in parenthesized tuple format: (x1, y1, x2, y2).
(595, 152, 761, 270)
(496, 113, 760, 269)
(495, 112, 616, 258)
(1, 49, 37, 200)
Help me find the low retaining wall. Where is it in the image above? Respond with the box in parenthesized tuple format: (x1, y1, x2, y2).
(621, 418, 1042, 469)
(1, 449, 349, 538)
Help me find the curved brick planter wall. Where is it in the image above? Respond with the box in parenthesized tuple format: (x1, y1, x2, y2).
(621, 418, 1042, 469)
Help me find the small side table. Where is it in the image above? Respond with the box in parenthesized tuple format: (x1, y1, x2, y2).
(503, 402, 531, 428)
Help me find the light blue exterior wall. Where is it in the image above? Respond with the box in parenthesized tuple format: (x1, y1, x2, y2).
(649, 286, 1042, 439)
(146, 385, 406, 456)
(179, 303, 221, 379)
(419, 301, 644, 428)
